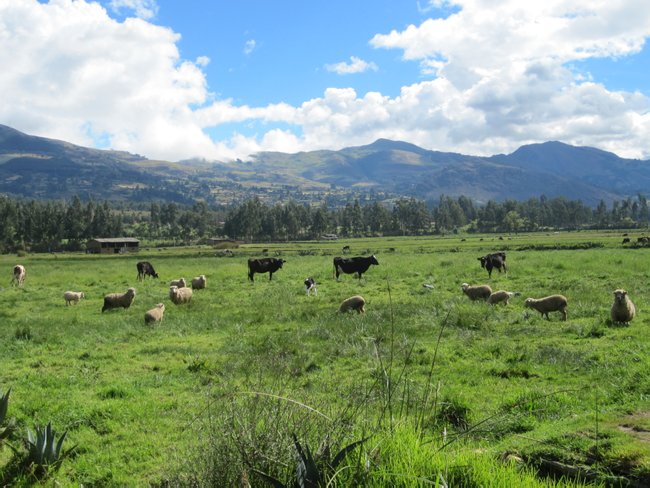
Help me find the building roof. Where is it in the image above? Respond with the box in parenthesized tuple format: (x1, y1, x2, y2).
(88, 238, 140, 243)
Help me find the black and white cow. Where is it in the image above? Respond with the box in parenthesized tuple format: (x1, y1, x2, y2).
(333, 255, 379, 280)
(304, 277, 317, 296)
(478, 252, 507, 278)
(248, 257, 286, 281)
(136, 261, 159, 281)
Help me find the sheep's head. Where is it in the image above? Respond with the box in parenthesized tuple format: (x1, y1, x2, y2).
(156, 303, 165, 311)
(169, 286, 178, 297)
(127, 288, 136, 296)
(461, 283, 469, 292)
(613, 289, 628, 304)
(524, 298, 535, 308)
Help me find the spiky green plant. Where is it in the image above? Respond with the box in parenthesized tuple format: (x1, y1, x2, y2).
(253, 433, 367, 487)
(0, 387, 15, 442)
(24, 421, 74, 476)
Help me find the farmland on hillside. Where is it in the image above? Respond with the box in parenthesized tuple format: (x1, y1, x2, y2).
(1, 231, 650, 486)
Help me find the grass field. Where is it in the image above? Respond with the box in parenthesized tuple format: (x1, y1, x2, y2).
(1, 230, 650, 486)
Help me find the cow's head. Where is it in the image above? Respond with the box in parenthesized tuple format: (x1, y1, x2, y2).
(370, 255, 379, 265)
(478, 256, 487, 268)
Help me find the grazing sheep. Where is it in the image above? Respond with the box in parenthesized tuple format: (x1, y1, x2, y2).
(63, 291, 85, 305)
(170, 278, 187, 288)
(611, 289, 635, 324)
(487, 290, 517, 305)
(461, 283, 493, 301)
(102, 287, 136, 312)
(339, 295, 366, 314)
(169, 285, 193, 305)
(11, 264, 25, 286)
(191, 275, 207, 290)
(524, 295, 568, 321)
(144, 303, 166, 324)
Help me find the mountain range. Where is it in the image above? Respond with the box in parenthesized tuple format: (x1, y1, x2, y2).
(1, 123, 648, 206)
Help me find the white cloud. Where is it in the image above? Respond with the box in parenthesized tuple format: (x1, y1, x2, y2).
(0, 0, 219, 161)
(325, 56, 379, 75)
(244, 39, 256, 55)
(109, 0, 158, 20)
(1, 0, 650, 163)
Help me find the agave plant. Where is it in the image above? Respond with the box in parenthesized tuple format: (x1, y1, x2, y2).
(253, 433, 368, 488)
(25, 421, 74, 475)
(0, 387, 15, 442)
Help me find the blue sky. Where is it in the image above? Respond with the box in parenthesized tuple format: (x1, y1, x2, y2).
(1, 0, 650, 162)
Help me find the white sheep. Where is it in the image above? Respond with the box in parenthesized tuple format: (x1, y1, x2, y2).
(191, 275, 207, 290)
(461, 283, 492, 301)
(611, 289, 635, 324)
(339, 295, 366, 314)
(11, 264, 25, 286)
(169, 285, 193, 305)
(170, 278, 187, 288)
(63, 291, 85, 306)
(144, 303, 166, 324)
(524, 295, 568, 321)
(102, 287, 136, 312)
(487, 290, 518, 306)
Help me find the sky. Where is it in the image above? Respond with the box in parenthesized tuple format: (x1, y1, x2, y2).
(1, 0, 650, 162)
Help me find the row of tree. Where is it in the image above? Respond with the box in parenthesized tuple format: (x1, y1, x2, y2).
(1, 193, 649, 252)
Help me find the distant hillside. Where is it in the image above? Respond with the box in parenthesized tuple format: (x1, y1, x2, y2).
(1, 124, 648, 205)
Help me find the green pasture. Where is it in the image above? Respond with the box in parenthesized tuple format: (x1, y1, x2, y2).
(1, 230, 650, 486)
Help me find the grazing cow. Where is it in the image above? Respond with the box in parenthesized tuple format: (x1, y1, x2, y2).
(333, 255, 379, 281)
(342, 245, 351, 254)
(304, 277, 317, 296)
(11, 264, 26, 286)
(622, 238, 631, 244)
(248, 257, 286, 281)
(136, 261, 159, 281)
(478, 252, 507, 278)
(638, 237, 649, 244)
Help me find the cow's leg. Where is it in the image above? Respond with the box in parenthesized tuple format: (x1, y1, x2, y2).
(269, 272, 273, 281)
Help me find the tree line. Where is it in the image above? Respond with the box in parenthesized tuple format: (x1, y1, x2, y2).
(1, 193, 648, 252)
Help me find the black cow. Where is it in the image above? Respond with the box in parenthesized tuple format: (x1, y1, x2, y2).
(248, 257, 285, 281)
(136, 261, 159, 281)
(333, 255, 379, 280)
(478, 252, 506, 278)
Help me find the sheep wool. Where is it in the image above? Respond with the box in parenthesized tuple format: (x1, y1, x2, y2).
(487, 290, 516, 305)
(611, 289, 635, 324)
(144, 303, 166, 324)
(102, 288, 136, 312)
(169, 285, 193, 305)
(64, 291, 85, 306)
(339, 295, 366, 314)
(191, 275, 207, 290)
(524, 295, 568, 321)
(461, 283, 493, 301)
(170, 278, 187, 288)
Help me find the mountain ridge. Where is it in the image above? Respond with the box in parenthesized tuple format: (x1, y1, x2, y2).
(0, 124, 647, 206)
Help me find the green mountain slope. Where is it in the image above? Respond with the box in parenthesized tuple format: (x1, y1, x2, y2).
(1, 124, 647, 205)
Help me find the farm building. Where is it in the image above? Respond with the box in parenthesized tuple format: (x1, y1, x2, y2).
(87, 237, 140, 254)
